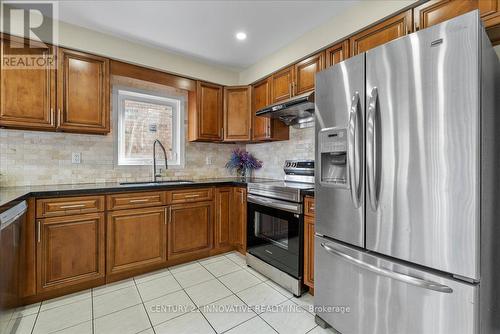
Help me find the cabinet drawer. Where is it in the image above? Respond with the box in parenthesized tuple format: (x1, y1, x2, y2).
(304, 196, 315, 217)
(168, 188, 213, 204)
(107, 192, 167, 210)
(36, 196, 105, 218)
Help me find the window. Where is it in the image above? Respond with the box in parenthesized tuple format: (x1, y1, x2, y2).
(116, 88, 185, 167)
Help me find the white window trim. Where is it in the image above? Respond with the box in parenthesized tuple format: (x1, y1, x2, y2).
(113, 86, 185, 169)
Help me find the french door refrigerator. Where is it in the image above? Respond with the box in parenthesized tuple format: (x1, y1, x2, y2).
(314, 11, 499, 334)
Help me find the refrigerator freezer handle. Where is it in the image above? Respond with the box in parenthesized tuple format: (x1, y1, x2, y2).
(348, 92, 361, 208)
(320, 242, 454, 293)
(367, 87, 378, 211)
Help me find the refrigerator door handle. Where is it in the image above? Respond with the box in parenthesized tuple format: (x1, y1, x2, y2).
(347, 92, 361, 208)
(367, 87, 378, 211)
(320, 242, 454, 293)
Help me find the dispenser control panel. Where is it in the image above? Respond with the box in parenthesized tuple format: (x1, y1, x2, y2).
(319, 127, 349, 187)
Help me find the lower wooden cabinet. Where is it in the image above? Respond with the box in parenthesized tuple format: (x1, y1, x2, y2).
(36, 213, 105, 293)
(215, 188, 232, 249)
(230, 187, 247, 252)
(168, 201, 214, 260)
(106, 207, 167, 277)
(303, 215, 315, 290)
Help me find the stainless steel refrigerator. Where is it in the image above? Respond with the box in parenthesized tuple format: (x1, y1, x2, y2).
(314, 11, 499, 334)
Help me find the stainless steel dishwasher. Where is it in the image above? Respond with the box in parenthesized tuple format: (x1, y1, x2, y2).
(0, 200, 27, 334)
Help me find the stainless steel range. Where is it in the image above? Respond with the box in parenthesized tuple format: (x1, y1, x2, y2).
(246, 159, 314, 296)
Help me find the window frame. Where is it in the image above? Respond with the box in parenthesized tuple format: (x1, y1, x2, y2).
(113, 86, 185, 168)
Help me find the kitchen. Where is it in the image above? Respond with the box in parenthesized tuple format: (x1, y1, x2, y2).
(0, 1, 499, 334)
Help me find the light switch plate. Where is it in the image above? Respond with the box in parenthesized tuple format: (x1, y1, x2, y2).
(71, 152, 82, 164)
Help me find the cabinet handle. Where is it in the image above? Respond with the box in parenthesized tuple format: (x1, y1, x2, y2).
(169, 206, 172, 223)
(164, 207, 167, 225)
(37, 221, 41, 243)
(59, 204, 86, 209)
(289, 83, 292, 97)
(184, 194, 200, 198)
(129, 199, 149, 203)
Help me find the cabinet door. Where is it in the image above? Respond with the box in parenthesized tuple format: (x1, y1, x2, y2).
(252, 78, 272, 141)
(304, 215, 315, 289)
(168, 201, 213, 260)
(37, 213, 105, 292)
(230, 187, 246, 253)
(271, 66, 294, 103)
(57, 48, 109, 134)
(224, 86, 251, 141)
(414, 0, 477, 31)
(107, 207, 167, 277)
(0, 36, 56, 130)
(215, 188, 231, 249)
(195, 81, 223, 141)
(350, 10, 412, 56)
(294, 52, 325, 95)
(325, 40, 350, 68)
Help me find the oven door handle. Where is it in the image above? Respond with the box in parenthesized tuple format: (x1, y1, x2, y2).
(247, 194, 302, 214)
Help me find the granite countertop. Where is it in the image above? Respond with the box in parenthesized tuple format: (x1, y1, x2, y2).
(0, 177, 276, 207)
(302, 189, 315, 197)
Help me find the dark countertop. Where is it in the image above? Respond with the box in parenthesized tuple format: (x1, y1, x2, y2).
(0, 177, 276, 207)
(302, 189, 315, 197)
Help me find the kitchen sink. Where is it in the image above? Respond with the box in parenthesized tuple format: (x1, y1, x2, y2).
(119, 180, 195, 186)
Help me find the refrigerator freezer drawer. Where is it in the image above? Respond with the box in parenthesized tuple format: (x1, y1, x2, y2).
(315, 236, 478, 334)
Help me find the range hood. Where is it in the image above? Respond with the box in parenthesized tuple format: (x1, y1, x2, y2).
(255, 91, 315, 128)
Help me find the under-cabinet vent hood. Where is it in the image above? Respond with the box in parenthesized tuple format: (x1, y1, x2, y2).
(255, 91, 314, 128)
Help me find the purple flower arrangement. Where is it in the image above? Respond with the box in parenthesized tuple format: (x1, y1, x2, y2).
(225, 148, 262, 177)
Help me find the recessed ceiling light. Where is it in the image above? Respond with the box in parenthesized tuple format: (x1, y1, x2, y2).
(236, 32, 247, 41)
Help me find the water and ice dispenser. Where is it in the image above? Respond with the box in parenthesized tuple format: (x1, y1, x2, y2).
(319, 127, 349, 187)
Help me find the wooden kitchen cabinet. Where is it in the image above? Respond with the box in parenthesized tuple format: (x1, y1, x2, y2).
(325, 40, 349, 68)
(189, 81, 223, 141)
(271, 66, 294, 103)
(215, 187, 232, 249)
(36, 213, 105, 293)
(57, 48, 110, 134)
(230, 187, 247, 253)
(294, 52, 325, 96)
(167, 201, 214, 260)
(303, 196, 315, 291)
(223, 86, 252, 141)
(350, 10, 413, 56)
(107, 207, 167, 278)
(0, 35, 56, 131)
(251, 78, 289, 142)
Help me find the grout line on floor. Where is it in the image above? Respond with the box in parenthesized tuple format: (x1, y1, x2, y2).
(91, 289, 95, 334)
(132, 277, 155, 334)
(29, 303, 41, 334)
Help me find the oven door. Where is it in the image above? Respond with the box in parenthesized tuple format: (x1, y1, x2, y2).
(247, 195, 303, 279)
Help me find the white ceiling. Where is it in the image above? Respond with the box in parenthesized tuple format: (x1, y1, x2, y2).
(57, 0, 358, 70)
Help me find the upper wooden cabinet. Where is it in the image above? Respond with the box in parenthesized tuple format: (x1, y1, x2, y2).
(325, 40, 349, 68)
(294, 52, 325, 95)
(57, 48, 110, 134)
(189, 81, 223, 141)
(223, 86, 252, 141)
(271, 66, 294, 104)
(251, 78, 289, 142)
(0, 36, 56, 131)
(350, 10, 413, 56)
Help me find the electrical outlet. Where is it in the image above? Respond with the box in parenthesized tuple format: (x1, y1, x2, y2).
(71, 152, 82, 164)
(205, 156, 214, 165)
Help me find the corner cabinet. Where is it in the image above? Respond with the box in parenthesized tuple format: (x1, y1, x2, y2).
(57, 48, 110, 134)
(223, 86, 252, 141)
(189, 81, 223, 141)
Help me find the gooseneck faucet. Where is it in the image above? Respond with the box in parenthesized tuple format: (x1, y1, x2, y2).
(153, 139, 168, 182)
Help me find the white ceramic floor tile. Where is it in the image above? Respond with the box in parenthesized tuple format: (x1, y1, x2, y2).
(136, 274, 182, 302)
(244, 267, 269, 281)
(224, 316, 277, 334)
(292, 292, 315, 314)
(200, 294, 256, 333)
(218, 269, 262, 293)
(92, 279, 135, 297)
(224, 252, 247, 267)
(6, 313, 37, 334)
(33, 298, 92, 334)
(202, 258, 242, 277)
(137, 329, 155, 334)
(12, 302, 40, 319)
(134, 268, 172, 285)
(173, 266, 215, 288)
(198, 254, 226, 265)
(236, 283, 288, 314)
(169, 261, 203, 274)
(94, 304, 151, 334)
(185, 279, 232, 307)
(144, 290, 196, 326)
(307, 325, 339, 334)
(40, 289, 91, 312)
(265, 280, 294, 298)
(53, 320, 92, 334)
(260, 300, 316, 334)
(93, 285, 142, 318)
(154, 311, 215, 334)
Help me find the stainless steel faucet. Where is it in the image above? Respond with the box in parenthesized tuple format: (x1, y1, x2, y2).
(153, 140, 168, 182)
